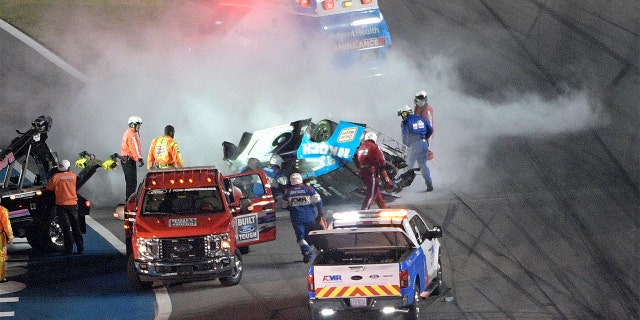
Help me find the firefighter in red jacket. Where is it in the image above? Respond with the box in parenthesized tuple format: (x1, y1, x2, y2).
(147, 125, 184, 169)
(356, 132, 390, 210)
(414, 90, 435, 159)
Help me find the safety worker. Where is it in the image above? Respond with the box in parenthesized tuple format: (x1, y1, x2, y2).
(45, 160, 83, 255)
(414, 90, 435, 159)
(356, 132, 390, 210)
(147, 125, 184, 170)
(121, 115, 144, 201)
(263, 154, 285, 200)
(280, 173, 324, 263)
(399, 105, 434, 192)
(0, 205, 14, 282)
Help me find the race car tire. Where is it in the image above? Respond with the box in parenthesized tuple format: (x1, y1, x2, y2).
(310, 120, 336, 143)
(405, 280, 421, 320)
(127, 254, 153, 290)
(220, 249, 243, 286)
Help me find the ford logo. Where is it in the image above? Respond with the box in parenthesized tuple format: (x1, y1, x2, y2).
(239, 225, 256, 233)
(351, 275, 363, 281)
(174, 244, 192, 253)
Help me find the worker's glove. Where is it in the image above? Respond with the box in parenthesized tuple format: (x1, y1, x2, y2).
(138, 159, 144, 167)
(75, 157, 87, 168)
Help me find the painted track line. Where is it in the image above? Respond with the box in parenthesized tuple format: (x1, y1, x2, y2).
(86, 215, 172, 320)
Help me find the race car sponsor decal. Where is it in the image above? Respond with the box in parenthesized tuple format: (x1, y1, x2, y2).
(235, 213, 259, 243)
(315, 285, 401, 298)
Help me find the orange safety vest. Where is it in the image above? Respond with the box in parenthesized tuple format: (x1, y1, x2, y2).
(121, 127, 143, 161)
(147, 135, 184, 169)
(45, 171, 78, 205)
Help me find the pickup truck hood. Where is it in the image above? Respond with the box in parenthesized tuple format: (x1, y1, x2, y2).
(133, 214, 233, 239)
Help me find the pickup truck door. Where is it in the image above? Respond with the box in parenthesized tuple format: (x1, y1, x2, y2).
(409, 215, 439, 283)
(226, 170, 277, 246)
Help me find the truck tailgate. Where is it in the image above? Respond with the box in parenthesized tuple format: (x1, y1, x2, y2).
(313, 263, 400, 299)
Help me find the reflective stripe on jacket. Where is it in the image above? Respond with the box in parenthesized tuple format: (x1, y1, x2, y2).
(147, 135, 184, 169)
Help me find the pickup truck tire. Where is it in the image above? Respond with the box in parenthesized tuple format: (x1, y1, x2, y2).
(432, 252, 443, 296)
(239, 246, 250, 255)
(219, 249, 243, 286)
(127, 254, 153, 290)
(405, 281, 420, 320)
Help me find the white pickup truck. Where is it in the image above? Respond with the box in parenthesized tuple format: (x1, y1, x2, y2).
(306, 209, 443, 319)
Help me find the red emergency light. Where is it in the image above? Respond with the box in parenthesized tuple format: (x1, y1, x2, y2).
(297, 0, 310, 7)
(323, 0, 335, 10)
(361, 0, 372, 4)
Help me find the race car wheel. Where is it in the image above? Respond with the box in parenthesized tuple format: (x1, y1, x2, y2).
(310, 120, 336, 143)
(432, 252, 443, 296)
(127, 254, 153, 290)
(405, 280, 420, 320)
(220, 249, 243, 286)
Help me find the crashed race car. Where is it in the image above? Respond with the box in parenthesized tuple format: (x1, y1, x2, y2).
(222, 118, 417, 201)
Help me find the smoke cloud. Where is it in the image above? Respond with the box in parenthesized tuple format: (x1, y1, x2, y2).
(21, 1, 600, 205)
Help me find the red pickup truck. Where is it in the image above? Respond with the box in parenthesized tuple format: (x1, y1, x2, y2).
(114, 167, 276, 290)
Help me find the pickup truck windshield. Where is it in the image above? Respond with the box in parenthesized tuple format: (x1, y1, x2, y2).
(142, 187, 225, 216)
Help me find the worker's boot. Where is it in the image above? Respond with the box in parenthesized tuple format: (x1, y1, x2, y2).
(301, 245, 313, 263)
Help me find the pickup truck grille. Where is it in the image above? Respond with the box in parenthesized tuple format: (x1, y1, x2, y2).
(160, 237, 206, 261)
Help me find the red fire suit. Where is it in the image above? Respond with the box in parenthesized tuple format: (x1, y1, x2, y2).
(356, 139, 388, 210)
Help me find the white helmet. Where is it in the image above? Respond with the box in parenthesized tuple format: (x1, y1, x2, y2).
(415, 90, 427, 101)
(364, 132, 377, 143)
(57, 159, 71, 171)
(290, 173, 303, 185)
(398, 105, 412, 117)
(270, 154, 283, 167)
(128, 115, 143, 126)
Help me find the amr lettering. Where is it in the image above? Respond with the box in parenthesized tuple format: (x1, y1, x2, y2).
(323, 275, 342, 281)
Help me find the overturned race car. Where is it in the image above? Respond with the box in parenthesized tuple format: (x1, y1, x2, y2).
(222, 118, 417, 201)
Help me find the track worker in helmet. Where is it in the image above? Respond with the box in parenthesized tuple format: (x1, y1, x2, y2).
(121, 116, 144, 201)
(147, 125, 184, 170)
(0, 205, 14, 282)
(280, 173, 324, 263)
(45, 160, 83, 255)
(398, 105, 434, 192)
(263, 154, 285, 201)
(414, 90, 435, 159)
(356, 132, 389, 209)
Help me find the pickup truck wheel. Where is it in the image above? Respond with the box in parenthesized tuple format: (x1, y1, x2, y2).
(432, 252, 443, 296)
(219, 249, 243, 286)
(127, 255, 153, 290)
(46, 210, 67, 253)
(405, 281, 420, 320)
(239, 246, 250, 255)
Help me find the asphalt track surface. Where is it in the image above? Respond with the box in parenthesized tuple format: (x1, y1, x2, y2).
(1, 1, 639, 319)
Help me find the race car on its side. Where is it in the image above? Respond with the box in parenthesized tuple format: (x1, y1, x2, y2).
(222, 118, 417, 201)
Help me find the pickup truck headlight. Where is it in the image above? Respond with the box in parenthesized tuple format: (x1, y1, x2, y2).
(136, 238, 160, 260)
(205, 233, 231, 257)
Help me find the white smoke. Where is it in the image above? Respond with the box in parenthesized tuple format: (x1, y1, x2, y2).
(29, 1, 601, 205)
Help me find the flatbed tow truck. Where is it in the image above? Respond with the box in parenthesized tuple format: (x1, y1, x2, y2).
(0, 116, 116, 253)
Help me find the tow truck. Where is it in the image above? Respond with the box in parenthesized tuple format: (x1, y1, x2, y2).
(307, 209, 443, 319)
(0, 116, 116, 253)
